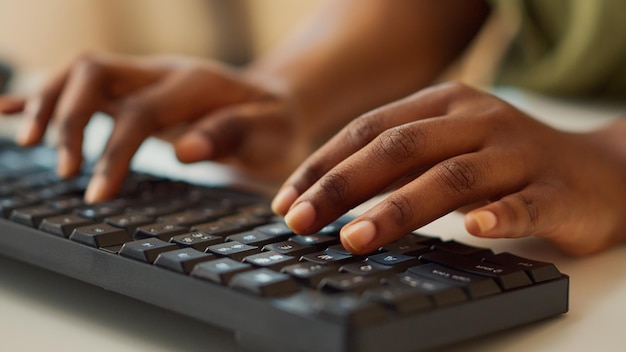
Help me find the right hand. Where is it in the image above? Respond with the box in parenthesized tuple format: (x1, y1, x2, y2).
(0, 53, 309, 202)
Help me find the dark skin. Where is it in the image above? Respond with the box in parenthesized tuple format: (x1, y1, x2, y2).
(2, 0, 626, 256)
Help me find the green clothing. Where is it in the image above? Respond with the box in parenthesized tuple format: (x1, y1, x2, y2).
(496, 0, 626, 99)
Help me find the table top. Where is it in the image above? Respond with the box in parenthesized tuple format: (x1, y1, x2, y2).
(0, 87, 625, 352)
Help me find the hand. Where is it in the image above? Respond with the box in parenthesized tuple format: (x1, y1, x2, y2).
(272, 82, 626, 256)
(1, 53, 308, 202)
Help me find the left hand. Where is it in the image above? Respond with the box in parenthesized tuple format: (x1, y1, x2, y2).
(272, 82, 626, 256)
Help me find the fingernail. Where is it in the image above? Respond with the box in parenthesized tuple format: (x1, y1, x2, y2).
(84, 175, 107, 204)
(272, 185, 298, 215)
(284, 201, 315, 234)
(467, 210, 497, 235)
(341, 220, 377, 252)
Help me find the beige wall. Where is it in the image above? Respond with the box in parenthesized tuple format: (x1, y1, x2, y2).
(0, 0, 321, 73)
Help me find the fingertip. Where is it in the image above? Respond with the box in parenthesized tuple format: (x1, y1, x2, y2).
(174, 132, 213, 163)
(271, 185, 298, 215)
(465, 209, 498, 237)
(84, 174, 110, 204)
(284, 201, 316, 234)
(340, 219, 377, 254)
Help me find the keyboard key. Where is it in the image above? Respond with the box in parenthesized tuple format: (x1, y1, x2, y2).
(282, 262, 338, 287)
(119, 238, 178, 263)
(339, 261, 394, 277)
(134, 223, 188, 241)
(289, 234, 339, 247)
(254, 222, 294, 237)
(191, 258, 253, 284)
(363, 285, 434, 314)
(10, 205, 63, 227)
(39, 214, 96, 238)
(408, 263, 501, 298)
(315, 294, 389, 325)
(243, 251, 298, 271)
(431, 240, 494, 258)
(105, 214, 155, 233)
(154, 248, 215, 274)
(263, 241, 320, 257)
(226, 230, 283, 247)
(229, 268, 300, 297)
(70, 223, 132, 248)
(301, 250, 357, 266)
(419, 251, 533, 290)
(390, 272, 468, 306)
(207, 241, 260, 261)
(77, 203, 124, 221)
(483, 252, 562, 283)
(318, 273, 380, 293)
(169, 232, 223, 251)
(367, 252, 420, 271)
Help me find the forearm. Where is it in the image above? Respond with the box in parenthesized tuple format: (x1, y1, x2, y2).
(244, 0, 489, 145)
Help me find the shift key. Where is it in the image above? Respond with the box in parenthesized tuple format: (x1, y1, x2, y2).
(419, 251, 532, 290)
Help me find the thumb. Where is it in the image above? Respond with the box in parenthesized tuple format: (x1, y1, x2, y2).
(464, 186, 547, 240)
(174, 105, 250, 163)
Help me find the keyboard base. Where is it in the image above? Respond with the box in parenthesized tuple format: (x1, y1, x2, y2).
(0, 217, 568, 352)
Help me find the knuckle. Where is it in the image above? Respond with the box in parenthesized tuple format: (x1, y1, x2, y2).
(373, 125, 422, 164)
(435, 159, 479, 196)
(345, 114, 384, 150)
(317, 171, 350, 205)
(383, 194, 416, 227)
(512, 192, 540, 235)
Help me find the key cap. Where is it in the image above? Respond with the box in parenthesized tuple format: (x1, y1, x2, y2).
(431, 240, 494, 258)
(243, 251, 298, 271)
(381, 242, 430, 256)
(318, 273, 380, 293)
(483, 252, 562, 283)
(134, 223, 188, 241)
(389, 272, 468, 306)
(254, 222, 294, 238)
(70, 223, 132, 248)
(192, 220, 250, 237)
(191, 258, 253, 285)
(154, 248, 215, 274)
(10, 205, 63, 227)
(105, 214, 155, 233)
(229, 268, 300, 297)
(301, 250, 357, 266)
(263, 241, 320, 257)
(227, 230, 282, 247)
(315, 294, 390, 325)
(419, 251, 532, 290)
(281, 262, 338, 287)
(77, 203, 124, 221)
(289, 234, 339, 247)
(408, 263, 501, 298)
(367, 252, 420, 271)
(363, 285, 434, 314)
(339, 261, 394, 277)
(119, 238, 178, 263)
(169, 232, 223, 251)
(207, 241, 260, 261)
(39, 214, 96, 238)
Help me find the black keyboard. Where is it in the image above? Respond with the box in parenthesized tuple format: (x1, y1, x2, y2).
(0, 140, 569, 352)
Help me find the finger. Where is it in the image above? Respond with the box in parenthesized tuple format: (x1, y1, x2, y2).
(17, 65, 71, 146)
(0, 95, 26, 114)
(53, 59, 109, 178)
(272, 82, 474, 215)
(84, 110, 154, 203)
(464, 183, 579, 250)
(339, 150, 529, 254)
(173, 100, 289, 163)
(282, 114, 486, 234)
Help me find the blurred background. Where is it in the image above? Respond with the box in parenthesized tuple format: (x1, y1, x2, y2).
(0, 0, 322, 91)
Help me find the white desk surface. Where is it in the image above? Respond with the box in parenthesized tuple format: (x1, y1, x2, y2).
(1, 87, 625, 352)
